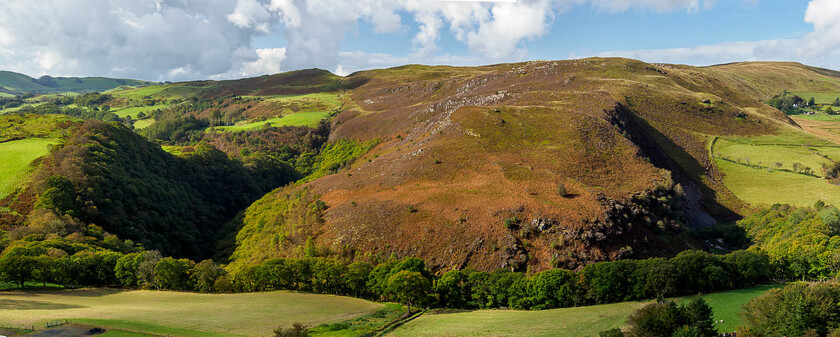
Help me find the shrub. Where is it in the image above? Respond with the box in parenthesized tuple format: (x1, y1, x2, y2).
(556, 183, 569, 198)
(274, 322, 309, 337)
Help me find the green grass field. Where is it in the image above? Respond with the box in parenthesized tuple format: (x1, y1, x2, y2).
(0, 289, 383, 337)
(110, 85, 169, 99)
(676, 284, 782, 332)
(264, 92, 343, 106)
(712, 128, 840, 207)
(789, 112, 840, 122)
(387, 285, 779, 337)
(216, 92, 340, 131)
(217, 111, 329, 131)
(793, 92, 840, 105)
(0, 138, 57, 198)
(132, 119, 155, 129)
(715, 159, 840, 207)
(386, 302, 645, 337)
(112, 104, 170, 118)
(714, 138, 834, 175)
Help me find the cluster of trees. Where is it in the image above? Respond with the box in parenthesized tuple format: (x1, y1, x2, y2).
(737, 203, 840, 280)
(18, 104, 122, 123)
(73, 92, 112, 108)
(0, 229, 775, 315)
(0, 96, 26, 110)
(26, 120, 297, 259)
(767, 91, 806, 112)
(427, 249, 771, 310)
(741, 282, 840, 337)
(225, 249, 772, 311)
(600, 298, 717, 337)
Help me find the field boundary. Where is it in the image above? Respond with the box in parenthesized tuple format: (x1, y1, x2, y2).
(375, 310, 426, 336)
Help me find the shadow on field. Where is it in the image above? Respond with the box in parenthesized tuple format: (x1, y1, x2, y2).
(49, 288, 126, 297)
(0, 298, 84, 310)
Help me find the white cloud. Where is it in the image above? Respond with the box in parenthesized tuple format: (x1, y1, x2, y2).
(0, 0, 725, 80)
(589, 0, 715, 14)
(227, 0, 273, 33)
(591, 0, 840, 70)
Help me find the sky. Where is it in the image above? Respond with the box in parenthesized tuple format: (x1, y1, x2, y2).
(0, 0, 838, 81)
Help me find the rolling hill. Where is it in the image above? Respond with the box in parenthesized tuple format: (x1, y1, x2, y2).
(6, 58, 840, 274)
(0, 70, 149, 95)
(225, 58, 816, 272)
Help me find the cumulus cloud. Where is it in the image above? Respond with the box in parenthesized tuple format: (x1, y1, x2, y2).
(592, 0, 840, 69)
(0, 0, 724, 80)
(228, 0, 273, 33)
(0, 0, 271, 80)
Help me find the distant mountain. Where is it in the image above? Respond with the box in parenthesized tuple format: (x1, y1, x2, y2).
(0, 70, 149, 95)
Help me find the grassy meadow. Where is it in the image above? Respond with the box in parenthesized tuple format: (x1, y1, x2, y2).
(0, 289, 383, 337)
(132, 118, 155, 129)
(112, 104, 170, 118)
(0, 138, 57, 198)
(712, 128, 840, 207)
(386, 284, 777, 337)
(216, 111, 329, 131)
(217, 92, 341, 131)
(675, 284, 782, 332)
(792, 91, 840, 105)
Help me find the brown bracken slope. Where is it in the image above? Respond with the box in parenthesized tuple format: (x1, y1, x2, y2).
(227, 58, 835, 272)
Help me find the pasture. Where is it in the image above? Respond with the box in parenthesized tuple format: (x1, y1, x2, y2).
(713, 138, 835, 175)
(676, 284, 782, 332)
(715, 159, 840, 207)
(712, 129, 840, 207)
(217, 92, 340, 131)
(217, 111, 329, 131)
(112, 84, 204, 100)
(112, 104, 170, 119)
(792, 91, 840, 105)
(789, 112, 840, 122)
(132, 118, 155, 129)
(0, 289, 383, 337)
(0, 138, 57, 198)
(386, 284, 779, 337)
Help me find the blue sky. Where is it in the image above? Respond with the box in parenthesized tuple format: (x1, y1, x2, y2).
(318, 1, 812, 63)
(1, 0, 838, 80)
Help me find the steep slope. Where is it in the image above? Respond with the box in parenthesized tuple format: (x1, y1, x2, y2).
(0, 70, 148, 94)
(228, 58, 800, 272)
(2, 120, 298, 259)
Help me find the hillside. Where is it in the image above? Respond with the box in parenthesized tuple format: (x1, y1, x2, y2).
(227, 58, 813, 272)
(1, 118, 299, 259)
(0, 70, 149, 95)
(6, 58, 840, 273)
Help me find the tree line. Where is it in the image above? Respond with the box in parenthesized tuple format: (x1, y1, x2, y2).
(0, 235, 774, 313)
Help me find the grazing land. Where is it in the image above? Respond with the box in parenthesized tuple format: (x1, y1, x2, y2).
(792, 91, 840, 105)
(386, 284, 779, 337)
(0, 138, 57, 198)
(132, 118, 155, 129)
(712, 128, 840, 207)
(0, 289, 383, 337)
(111, 104, 171, 118)
(216, 110, 330, 131)
(714, 158, 840, 207)
(676, 284, 783, 332)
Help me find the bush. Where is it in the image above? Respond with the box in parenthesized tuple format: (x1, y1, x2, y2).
(274, 322, 309, 337)
(556, 183, 569, 197)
